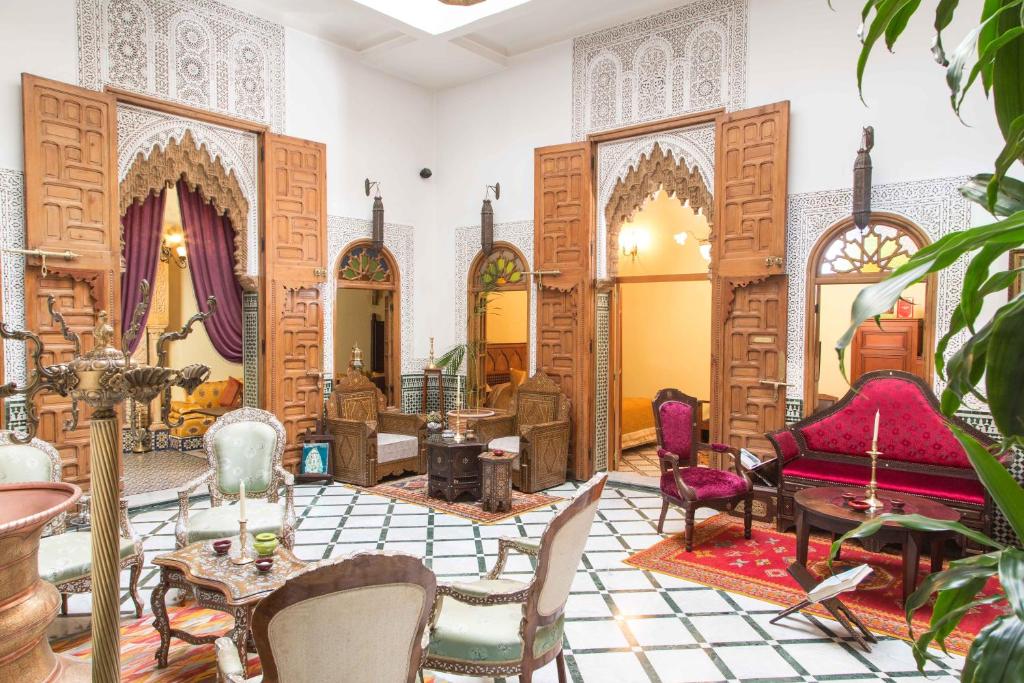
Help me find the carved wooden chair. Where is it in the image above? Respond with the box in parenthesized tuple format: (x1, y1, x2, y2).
(326, 369, 426, 486)
(0, 430, 145, 617)
(652, 389, 753, 551)
(175, 408, 297, 549)
(474, 371, 571, 493)
(424, 473, 607, 682)
(215, 552, 436, 683)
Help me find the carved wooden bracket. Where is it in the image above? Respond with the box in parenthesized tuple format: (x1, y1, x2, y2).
(722, 273, 772, 319)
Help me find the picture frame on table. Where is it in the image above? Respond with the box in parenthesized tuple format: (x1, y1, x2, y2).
(297, 432, 334, 484)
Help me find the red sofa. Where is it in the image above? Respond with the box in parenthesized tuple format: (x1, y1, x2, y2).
(768, 370, 998, 540)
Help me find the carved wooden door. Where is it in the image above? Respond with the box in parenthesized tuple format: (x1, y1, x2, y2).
(262, 133, 327, 470)
(711, 102, 790, 456)
(22, 74, 120, 487)
(534, 142, 594, 480)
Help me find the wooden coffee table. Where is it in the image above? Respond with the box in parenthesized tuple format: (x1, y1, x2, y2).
(426, 435, 484, 502)
(794, 486, 960, 604)
(151, 540, 308, 677)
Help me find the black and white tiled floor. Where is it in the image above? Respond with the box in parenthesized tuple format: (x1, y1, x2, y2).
(87, 482, 964, 682)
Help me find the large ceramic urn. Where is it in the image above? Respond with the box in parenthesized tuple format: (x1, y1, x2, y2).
(0, 482, 90, 682)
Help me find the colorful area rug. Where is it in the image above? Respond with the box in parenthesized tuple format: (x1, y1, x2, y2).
(355, 474, 561, 523)
(625, 515, 1005, 655)
(53, 605, 449, 682)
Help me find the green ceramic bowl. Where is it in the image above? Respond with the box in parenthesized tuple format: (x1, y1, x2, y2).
(253, 532, 279, 557)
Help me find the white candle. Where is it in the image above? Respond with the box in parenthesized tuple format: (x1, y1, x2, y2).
(871, 410, 880, 451)
(237, 481, 245, 524)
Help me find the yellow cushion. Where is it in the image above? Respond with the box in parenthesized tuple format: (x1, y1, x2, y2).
(509, 368, 527, 388)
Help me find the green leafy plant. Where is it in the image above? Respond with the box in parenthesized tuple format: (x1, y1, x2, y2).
(825, 2, 1024, 680)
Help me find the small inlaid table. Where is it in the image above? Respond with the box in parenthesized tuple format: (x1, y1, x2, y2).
(426, 435, 485, 502)
(793, 486, 960, 604)
(479, 450, 515, 513)
(151, 540, 308, 677)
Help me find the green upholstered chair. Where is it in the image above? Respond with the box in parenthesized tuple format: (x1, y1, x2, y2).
(423, 473, 608, 682)
(0, 430, 145, 617)
(175, 408, 296, 549)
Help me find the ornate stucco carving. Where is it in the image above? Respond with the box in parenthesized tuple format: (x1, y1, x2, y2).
(605, 142, 713, 277)
(120, 131, 251, 288)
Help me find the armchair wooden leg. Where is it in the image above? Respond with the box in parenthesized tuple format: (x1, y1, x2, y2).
(657, 499, 669, 534)
(743, 496, 753, 540)
(684, 506, 696, 552)
(61, 593, 69, 616)
(520, 667, 533, 683)
(129, 559, 144, 618)
(556, 649, 568, 683)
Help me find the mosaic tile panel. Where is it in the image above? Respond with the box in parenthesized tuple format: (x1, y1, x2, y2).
(400, 373, 466, 414)
(3, 396, 28, 434)
(572, 0, 746, 139)
(77, 0, 286, 131)
(242, 291, 259, 407)
(594, 291, 611, 472)
(785, 398, 803, 426)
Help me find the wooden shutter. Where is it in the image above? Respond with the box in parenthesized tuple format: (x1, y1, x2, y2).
(711, 102, 790, 456)
(22, 74, 120, 487)
(262, 133, 327, 470)
(534, 142, 595, 480)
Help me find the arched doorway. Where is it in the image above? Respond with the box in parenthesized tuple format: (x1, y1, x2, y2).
(334, 241, 401, 405)
(803, 212, 936, 413)
(466, 243, 530, 409)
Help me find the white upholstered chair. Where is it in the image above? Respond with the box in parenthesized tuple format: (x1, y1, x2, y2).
(215, 552, 437, 683)
(0, 430, 145, 616)
(175, 408, 296, 549)
(423, 473, 608, 682)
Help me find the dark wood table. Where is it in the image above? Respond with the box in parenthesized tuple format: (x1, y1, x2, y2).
(794, 486, 960, 604)
(426, 435, 484, 502)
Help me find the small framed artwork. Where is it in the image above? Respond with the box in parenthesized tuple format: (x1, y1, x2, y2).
(297, 436, 333, 483)
(1010, 249, 1024, 301)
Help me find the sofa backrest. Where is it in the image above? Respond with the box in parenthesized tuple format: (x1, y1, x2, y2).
(794, 371, 980, 470)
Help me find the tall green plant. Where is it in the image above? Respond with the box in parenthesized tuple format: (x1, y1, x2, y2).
(825, 2, 1024, 680)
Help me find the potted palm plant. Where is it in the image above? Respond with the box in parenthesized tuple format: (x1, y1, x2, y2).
(826, 2, 1024, 680)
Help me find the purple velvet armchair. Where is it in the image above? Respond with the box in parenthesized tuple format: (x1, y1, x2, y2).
(653, 388, 753, 551)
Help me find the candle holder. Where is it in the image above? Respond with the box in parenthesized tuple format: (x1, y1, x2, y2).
(864, 448, 884, 510)
(230, 520, 254, 565)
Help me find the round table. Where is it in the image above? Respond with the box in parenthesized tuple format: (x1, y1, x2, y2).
(793, 486, 960, 604)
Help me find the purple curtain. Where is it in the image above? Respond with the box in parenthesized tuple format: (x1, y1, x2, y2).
(121, 189, 167, 353)
(176, 179, 244, 363)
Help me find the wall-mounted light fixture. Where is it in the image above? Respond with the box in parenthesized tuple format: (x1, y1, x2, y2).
(364, 178, 384, 249)
(161, 226, 188, 269)
(620, 228, 648, 263)
(481, 182, 500, 255)
(673, 227, 712, 263)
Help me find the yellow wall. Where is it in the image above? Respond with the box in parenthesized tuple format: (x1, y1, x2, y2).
(618, 189, 711, 277)
(817, 281, 927, 398)
(485, 289, 528, 343)
(621, 280, 711, 401)
(335, 288, 386, 372)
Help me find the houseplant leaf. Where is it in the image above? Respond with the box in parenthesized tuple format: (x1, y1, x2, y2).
(952, 426, 1024, 540)
(999, 548, 1024, 619)
(962, 614, 1024, 683)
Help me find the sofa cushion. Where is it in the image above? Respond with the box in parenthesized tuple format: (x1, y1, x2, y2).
(185, 500, 285, 545)
(660, 466, 748, 501)
(377, 433, 419, 464)
(799, 376, 970, 469)
(783, 457, 985, 506)
(219, 376, 243, 407)
(768, 429, 800, 464)
(657, 400, 693, 458)
(39, 532, 137, 585)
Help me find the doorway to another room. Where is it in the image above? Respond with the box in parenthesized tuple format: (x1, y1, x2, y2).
(613, 189, 712, 477)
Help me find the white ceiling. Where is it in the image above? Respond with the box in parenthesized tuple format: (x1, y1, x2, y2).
(219, 0, 687, 89)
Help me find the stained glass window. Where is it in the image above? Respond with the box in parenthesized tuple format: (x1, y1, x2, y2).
(339, 246, 391, 283)
(818, 223, 920, 276)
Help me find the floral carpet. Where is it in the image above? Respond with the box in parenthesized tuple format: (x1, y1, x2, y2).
(625, 514, 1005, 656)
(353, 474, 562, 524)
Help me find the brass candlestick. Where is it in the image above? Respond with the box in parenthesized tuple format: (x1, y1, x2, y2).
(231, 520, 254, 565)
(865, 447, 884, 510)
(0, 281, 213, 683)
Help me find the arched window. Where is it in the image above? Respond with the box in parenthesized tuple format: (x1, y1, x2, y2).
(334, 241, 400, 404)
(804, 213, 935, 413)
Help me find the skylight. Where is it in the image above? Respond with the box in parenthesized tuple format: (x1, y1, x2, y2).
(351, 0, 532, 35)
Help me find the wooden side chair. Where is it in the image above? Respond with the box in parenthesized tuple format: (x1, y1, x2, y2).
(215, 552, 436, 683)
(423, 473, 608, 682)
(652, 389, 753, 551)
(0, 430, 145, 617)
(175, 407, 297, 549)
(474, 371, 571, 493)
(326, 369, 426, 486)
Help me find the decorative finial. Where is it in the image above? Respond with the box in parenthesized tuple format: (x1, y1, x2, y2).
(350, 343, 364, 371)
(94, 311, 115, 349)
(426, 337, 437, 369)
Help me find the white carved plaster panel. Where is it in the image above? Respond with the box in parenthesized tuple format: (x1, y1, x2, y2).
(77, 0, 285, 131)
(572, 0, 746, 140)
(117, 103, 259, 274)
(326, 217, 417, 377)
(0, 169, 26, 386)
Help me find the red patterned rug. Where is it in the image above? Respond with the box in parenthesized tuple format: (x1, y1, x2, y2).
(53, 605, 450, 681)
(354, 474, 561, 524)
(625, 515, 1006, 655)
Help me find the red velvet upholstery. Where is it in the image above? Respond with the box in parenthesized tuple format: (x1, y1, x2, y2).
(800, 377, 970, 469)
(783, 457, 985, 506)
(768, 429, 800, 464)
(658, 400, 693, 458)
(660, 467, 750, 501)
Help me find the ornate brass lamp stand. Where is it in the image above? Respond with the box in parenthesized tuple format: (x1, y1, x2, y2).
(0, 281, 212, 683)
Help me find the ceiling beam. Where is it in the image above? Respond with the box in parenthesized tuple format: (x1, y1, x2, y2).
(449, 35, 508, 67)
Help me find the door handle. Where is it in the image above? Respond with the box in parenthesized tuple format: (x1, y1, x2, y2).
(763, 256, 784, 268)
(758, 378, 792, 402)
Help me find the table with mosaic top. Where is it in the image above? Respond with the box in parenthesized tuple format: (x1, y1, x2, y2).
(151, 539, 308, 677)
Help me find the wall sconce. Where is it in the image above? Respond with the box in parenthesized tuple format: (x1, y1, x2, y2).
(673, 230, 712, 263)
(364, 178, 384, 249)
(161, 227, 188, 269)
(481, 182, 500, 255)
(620, 228, 645, 263)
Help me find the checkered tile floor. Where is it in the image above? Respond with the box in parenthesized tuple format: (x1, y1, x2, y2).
(618, 446, 662, 476)
(79, 481, 965, 682)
